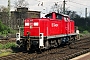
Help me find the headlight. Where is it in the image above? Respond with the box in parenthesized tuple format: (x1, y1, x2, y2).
(34, 22, 38, 26)
(30, 25, 32, 29)
(25, 23, 29, 26)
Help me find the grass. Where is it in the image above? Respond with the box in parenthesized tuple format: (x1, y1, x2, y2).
(0, 52, 12, 57)
(0, 42, 17, 57)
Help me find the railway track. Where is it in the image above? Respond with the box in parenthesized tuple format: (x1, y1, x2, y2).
(0, 36, 90, 60)
(0, 38, 16, 44)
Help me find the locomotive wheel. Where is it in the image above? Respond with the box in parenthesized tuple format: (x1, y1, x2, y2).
(54, 40, 58, 47)
(26, 40, 29, 50)
(67, 37, 75, 49)
(57, 39, 62, 46)
(45, 40, 50, 49)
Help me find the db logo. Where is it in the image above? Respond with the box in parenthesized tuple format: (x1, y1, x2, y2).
(52, 23, 58, 27)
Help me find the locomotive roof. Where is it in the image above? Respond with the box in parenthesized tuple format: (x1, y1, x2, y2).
(45, 12, 69, 18)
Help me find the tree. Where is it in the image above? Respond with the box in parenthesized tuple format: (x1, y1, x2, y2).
(65, 11, 80, 19)
(0, 6, 8, 12)
(14, 0, 29, 8)
(50, 2, 63, 13)
(50, 2, 72, 14)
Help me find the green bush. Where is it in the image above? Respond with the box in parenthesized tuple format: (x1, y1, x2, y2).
(0, 42, 17, 49)
(0, 44, 3, 49)
(0, 20, 9, 34)
(0, 20, 17, 37)
(78, 26, 90, 33)
(82, 30, 89, 34)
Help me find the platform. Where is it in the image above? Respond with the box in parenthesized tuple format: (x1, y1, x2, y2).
(70, 52, 90, 60)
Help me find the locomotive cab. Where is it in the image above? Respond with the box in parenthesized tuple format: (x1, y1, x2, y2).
(45, 12, 63, 20)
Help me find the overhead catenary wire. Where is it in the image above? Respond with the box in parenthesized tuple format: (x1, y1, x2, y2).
(65, 0, 90, 17)
(69, 0, 90, 7)
(66, 3, 83, 11)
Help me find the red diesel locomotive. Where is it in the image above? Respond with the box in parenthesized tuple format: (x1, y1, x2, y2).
(16, 12, 79, 50)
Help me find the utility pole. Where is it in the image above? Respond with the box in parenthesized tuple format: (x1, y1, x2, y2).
(63, 0, 66, 14)
(8, 0, 11, 27)
(85, 8, 87, 18)
(89, 12, 90, 17)
(85, 8, 87, 26)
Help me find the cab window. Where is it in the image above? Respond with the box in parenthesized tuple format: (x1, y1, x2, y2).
(64, 17, 69, 21)
(56, 14, 62, 20)
(45, 14, 52, 18)
(46, 15, 52, 18)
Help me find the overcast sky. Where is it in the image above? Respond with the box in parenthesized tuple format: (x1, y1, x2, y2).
(0, 0, 90, 17)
